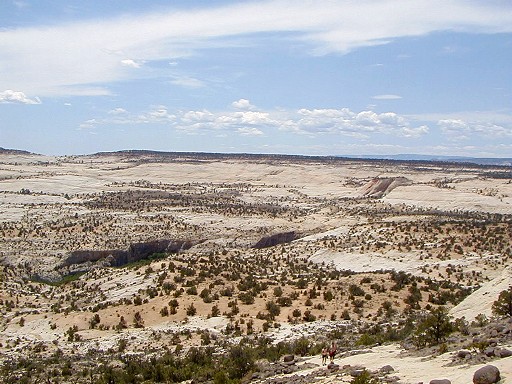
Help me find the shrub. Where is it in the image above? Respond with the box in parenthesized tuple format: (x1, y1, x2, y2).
(349, 284, 365, 297)
(277, 296, 292, 307)
(160, 306, 169, 317)
(350, 369, 381, 384)
(211, 305, 220, 317)
(186, 303, 197, 316)
(239, 292, 255, 305)
(323, 290, 334, 301)
(266, 301, 280, 320)
(89, 313, 100, 329)
(303, 310, 316, 322)
(133, 312, 144, 328)
(414, 306, 453, 346)
(492, 286, 512, 318)
(186, 286, 198, 295)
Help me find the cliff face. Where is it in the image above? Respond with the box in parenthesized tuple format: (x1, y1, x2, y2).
(63, 239, 196, 268)
(253, 231, 298, 249)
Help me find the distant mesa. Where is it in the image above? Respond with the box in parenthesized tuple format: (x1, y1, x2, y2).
(0, 147, 33, 155)
(360, 177, 411, 198)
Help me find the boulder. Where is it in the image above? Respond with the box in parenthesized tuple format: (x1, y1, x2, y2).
(350, 368, 366, 377)
(327, 363, 339, 372)
(473, 365, 500, 384)
(429, 380, 451, 384)
(283, 354, 295, 363)
(457, 350, 471, 359)
(379, 365, 395, 374)
(494, 348, 512, 358)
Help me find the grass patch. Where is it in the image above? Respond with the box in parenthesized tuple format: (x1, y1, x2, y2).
(120, 252, 169, 270)
(32, 272, 86, 286)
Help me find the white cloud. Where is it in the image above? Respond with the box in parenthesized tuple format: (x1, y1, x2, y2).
(108, 108, 127, 115)
(293, 108, 425, 138)
(13, 1, 28, 9)
(170, 76, 205, 88)
(232, 99, 255, 110)
(120, 59, 143, 68)
(81, 102, 430, 141)
(438, 119, 511, 140)
(82, 105, 175, 129)
(372, 94, 402, 100)
(0, 89, 41, 104)
(238, 127, 264, 136)
(1, 1, 511, 96)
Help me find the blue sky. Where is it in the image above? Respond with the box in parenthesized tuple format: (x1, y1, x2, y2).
(0, 1, 511, 157)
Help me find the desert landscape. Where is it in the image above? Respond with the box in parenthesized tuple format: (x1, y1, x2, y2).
(0, 149, 511, 384)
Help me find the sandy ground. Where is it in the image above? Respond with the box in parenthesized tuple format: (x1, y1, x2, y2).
(299, 344, 512, 384)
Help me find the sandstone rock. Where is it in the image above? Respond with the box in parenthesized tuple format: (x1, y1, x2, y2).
(473, 365, 500, 384)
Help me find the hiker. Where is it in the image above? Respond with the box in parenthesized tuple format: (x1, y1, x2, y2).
(329, 342, 337, 363)
(321, 347, 328, 365)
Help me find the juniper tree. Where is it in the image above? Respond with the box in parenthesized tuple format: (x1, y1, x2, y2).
(492, 286, 512, 318)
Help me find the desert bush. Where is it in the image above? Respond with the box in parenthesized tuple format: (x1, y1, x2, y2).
(303, 310, 316, 322)
(160, 306, 169, 317)
(89, 313, 100, 329)
(239, 292, 255, 305)
(133, 311, 144, 328)
(186, 303, 197, 316)
(277, 296, 292, 307)
(492, 286, 512, 317)
(350, 369, 381, 384)
(266, 301, 280, 320)
(349, 284, 365, 297)
(414, 306, 453, 346)
(323, 290, 334, 301)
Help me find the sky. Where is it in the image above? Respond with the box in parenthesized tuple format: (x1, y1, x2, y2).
(0, 0, 511, 157)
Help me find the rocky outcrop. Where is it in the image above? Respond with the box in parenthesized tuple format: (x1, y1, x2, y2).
(253, 231, 299, 248)
(360, 177, 411, 198)
(63, 239, 198, 268)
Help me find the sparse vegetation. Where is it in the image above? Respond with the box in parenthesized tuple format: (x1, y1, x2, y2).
(1, 152, 511, 384)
